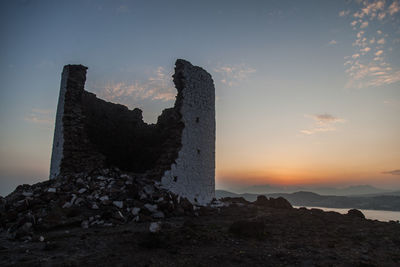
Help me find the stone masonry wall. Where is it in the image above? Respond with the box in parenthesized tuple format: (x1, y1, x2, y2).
(160, 60, 216, 205)
(50, 60, 215, 204)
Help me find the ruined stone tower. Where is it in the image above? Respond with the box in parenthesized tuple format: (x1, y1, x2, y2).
(50, 59, 215, 205)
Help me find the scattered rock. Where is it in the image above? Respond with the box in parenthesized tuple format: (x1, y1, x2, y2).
(113, 201, 123, 209)
(47, 188, 57, 193)
(149, 222, 162, 233)
(78, 188, 87, 194)
(254, 196, 292, 209)
(132, 207, 141, 216)
(144, 204, 158, 213)
(152, 211, 165, 219)
(347, 209, 365, 219)
(22, 192, 33, 197)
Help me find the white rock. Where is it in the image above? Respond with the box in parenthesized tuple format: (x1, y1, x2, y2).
(62, 202, 72, 208)
(117, 211, 124, 219)
(39, 236, 45, 242)
(81, 220, 89, 229)
(156, 197, 164, 203)
(76, 178, 84, 184)
(149, 222, 161, 233)
(78, 188, 87, 194)
(144, 204, 158, 213)
(74, 198, 84, 205)
(91, 203, 99, 210)
(99, 195, 109, 201)
(131, 207, 141, 216)
(22, 192, 33, 197)
(152, 211, 165, 219)
(113, 201, 123, 209)
(47, 188, 56, 193)
(70, 194, 77, 204)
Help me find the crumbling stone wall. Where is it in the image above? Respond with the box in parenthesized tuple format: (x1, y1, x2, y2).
(50, 59, 215, 204)
(160, 60, 215, 204)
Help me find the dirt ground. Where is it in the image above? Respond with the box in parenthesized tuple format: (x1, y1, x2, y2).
(1, 203, 400, 267)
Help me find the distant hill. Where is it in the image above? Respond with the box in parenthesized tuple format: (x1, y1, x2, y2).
(239, 184, 392, 196)
(216, 190, 400, 211)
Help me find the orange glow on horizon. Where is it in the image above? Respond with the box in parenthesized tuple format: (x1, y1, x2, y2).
(216, 167, 399, 188)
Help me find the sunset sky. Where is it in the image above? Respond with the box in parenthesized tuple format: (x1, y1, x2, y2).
(1, 0, 399, 195)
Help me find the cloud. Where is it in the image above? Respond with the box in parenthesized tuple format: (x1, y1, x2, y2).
(310, 114, 345, 125)
(300, 113, 346, 135)
(213, 64, 256, 86)
(329, 40, 337, 45)
(95, 67, 176, 105)
(377, 38, 385, 44)
(360, 47, 371, 52)
(25, 108, 53, 124)
(378, 12, 386, 19)
(382, 169, 400, 175)
(342, 0, 400, 88)
(360, 21, 369, 28)
(388, 1, 400, 15)
(339, 10, 350, 16)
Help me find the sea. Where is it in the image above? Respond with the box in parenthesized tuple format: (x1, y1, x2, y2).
(294, 206, 400, 222)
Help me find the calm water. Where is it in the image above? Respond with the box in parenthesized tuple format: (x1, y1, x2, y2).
(294, 206, 400, 222)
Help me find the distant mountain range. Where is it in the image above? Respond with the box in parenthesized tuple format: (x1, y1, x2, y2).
(237, 184, 395, 196)
(216, 189, 400, 211)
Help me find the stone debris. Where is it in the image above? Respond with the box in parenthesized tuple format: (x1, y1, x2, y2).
(113, 201, 123, 209)
(22, 192, 33, 197)
(78, 188, 87, 194)
(144, 204, 158, 213)
(0, 168, 196, 240)
(131, 207, 140, 216)
(149, 222, 162, 233)
(347, 208, 365, 219)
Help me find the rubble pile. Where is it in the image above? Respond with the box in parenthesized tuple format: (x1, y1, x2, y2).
(0, 168, 197, 241)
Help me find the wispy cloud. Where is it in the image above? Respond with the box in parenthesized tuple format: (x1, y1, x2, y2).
(382, 169, 400, 175)
(341, 0, 400, 88)
(383, 98, 400, 107)
(339, 10, 351, 17)
(329, 40, 337, 45)
(389, 1, 400, 15)
(95, 67, 176, 105)
(213, 64, 256, 86)
(25, 108, 53, 124)
(300, 113, 346, 135)
(360, 21, 369, 28)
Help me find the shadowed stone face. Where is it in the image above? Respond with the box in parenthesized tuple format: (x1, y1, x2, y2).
(50, 59, 215, 204)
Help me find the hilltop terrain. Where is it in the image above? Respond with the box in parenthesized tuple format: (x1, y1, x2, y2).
(0, 172, 400, 266)
(216, 190, 400, 211)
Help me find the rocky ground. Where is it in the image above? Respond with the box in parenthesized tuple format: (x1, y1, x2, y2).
(1, 170, 400, 266)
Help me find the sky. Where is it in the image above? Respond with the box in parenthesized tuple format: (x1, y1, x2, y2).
(0, 0, 399, 195)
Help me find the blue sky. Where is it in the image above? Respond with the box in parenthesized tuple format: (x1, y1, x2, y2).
(1, 0, 399, 195)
